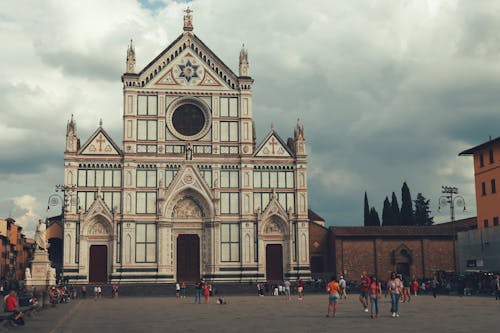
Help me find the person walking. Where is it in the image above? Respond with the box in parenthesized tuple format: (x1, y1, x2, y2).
(326, 276, 340, 318)
(284, 280, 291, 300)
(195, 279, 203, 304)
(297, 278, 304, 300)
(180, 281, 186, 298)
(386, 272, 403, 318)
(359, 271, 370, 312)
(339, 275, 347, 300)
(175, 282, 180, 298)
(432, 277, 439, 298)
(402, 275, 411, 302)
(203, 283, 210, 303)
(412, 278, 419, 296)
(369, 276, 382, 319)
(495, 275, 500, 300)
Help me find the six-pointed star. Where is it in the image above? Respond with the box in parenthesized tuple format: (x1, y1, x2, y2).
(178, 60, 199, 82)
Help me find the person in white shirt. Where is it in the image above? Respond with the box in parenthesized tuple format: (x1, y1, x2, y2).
(339, 276, 347, 299)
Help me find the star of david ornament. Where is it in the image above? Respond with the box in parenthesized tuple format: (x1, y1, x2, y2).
(178, 60, 199, 82)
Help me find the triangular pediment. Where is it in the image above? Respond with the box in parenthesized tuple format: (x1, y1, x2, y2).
(139, 33, 239, 91)
(159, 164, 215, 218)
(255, 130, 293, 158)
(261, 194, 289, 222)
(83, 194, 114, 222)
(79, 127, 122, 156)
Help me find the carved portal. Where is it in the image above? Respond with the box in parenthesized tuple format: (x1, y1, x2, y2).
(89, 222, 108, 235)
(263, 216, 284, 235)
(173, 197, 203, 219)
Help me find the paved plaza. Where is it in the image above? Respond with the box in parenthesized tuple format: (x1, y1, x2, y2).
(15, 294, 500, 333)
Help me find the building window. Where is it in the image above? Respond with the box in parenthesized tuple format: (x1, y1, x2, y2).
(137, 95, 158, 115)
(102, 192, 121, 213)
(494, 217, 499, 226)
(137, 169, 157, 188)
(220, 223, 240, 262)
(220, 170, 239, 188)
(198, 166, 212, 187)
(254, 171, 294, 189)
(136, 192, 157, 214)
(482, 182, 486, 196)
(135, 223, 156, 263)
(492, 179, 496, 194)
(253, 192, 294, 213)
(220, 121, 238, 142)
(77, 191, 96, 212)
(165, 168, 179, 187)
(220, 192, 239, 214)
(220, 97, 238, 117)
(254, 223, 258, 262)
(77, 169, 121, 188)
(484, 219, 489, 228)
(479, 154, 484, 167)
(137, 120, 157, 141)
(489, 149, 494, 164)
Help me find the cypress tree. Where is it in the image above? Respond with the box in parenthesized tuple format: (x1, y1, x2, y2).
(364, 191, 370, 226)
(400, 182, 414, 225)
(369, 207, 381, 226)
(382, 196, 396, 226)
(414, 193, 434, 226)
(391, 192, 400, 225)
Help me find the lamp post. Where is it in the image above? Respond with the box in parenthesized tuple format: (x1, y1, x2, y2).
(438, 186, 466, 274)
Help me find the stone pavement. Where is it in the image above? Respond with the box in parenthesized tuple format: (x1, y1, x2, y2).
(11, 294, 500, 333)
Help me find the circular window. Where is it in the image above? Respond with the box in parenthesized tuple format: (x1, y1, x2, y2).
(166, 97, 211, 141)
(172, 104, 205, 136)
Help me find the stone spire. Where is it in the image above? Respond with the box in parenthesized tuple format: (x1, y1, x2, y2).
(239, 44, 249, 76)
(293, 118, 306, 156)
(183, 7, 193, 32)
(126, 39, 135, 73)
(66, 114, 79, 153)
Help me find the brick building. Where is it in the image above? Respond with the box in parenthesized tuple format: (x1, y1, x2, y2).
(0, 218, 35, 286)
(308, 217, 476, 281)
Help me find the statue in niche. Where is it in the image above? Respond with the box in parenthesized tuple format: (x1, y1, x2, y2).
(34, 219, 48, 251)
(264, 220, 281, 234)
(89, 222, 107, 235)
(186, 143, 193, 160)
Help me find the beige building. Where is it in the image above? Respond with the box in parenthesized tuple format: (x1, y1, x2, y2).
(62, 10, 311, 284)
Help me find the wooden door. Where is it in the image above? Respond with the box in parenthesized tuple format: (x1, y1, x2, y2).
(266, 244, 283, 281)
(89, 245, 108, 283)
(177, 234, 200, 282)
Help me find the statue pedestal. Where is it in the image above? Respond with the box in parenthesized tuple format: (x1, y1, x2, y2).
(26, 250, 56, 288)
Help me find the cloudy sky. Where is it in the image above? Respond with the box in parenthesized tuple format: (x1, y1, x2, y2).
(1, 0, 497, 235)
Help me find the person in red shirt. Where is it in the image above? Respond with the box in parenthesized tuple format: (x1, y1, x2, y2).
(326, 276, 340, 317)
(4, 291, 24, 326)
(412, 278, 419, 296)
(359, 271, 371, 312)
(369, 276, 382, 318)
(297, 278, 304, 300)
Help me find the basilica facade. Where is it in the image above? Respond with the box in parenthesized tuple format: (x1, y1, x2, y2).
(62, 11, 310, 284)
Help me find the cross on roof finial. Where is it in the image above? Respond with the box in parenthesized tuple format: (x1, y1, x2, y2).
(183, 6, 194, 31)
(99, 118, 103, 127)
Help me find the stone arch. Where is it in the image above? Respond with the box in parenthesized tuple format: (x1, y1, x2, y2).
(164, 187, 213, 220)
(82, 214, 113, 237)
(260, 214, 288, 237)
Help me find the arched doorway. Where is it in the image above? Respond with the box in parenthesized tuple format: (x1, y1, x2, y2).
(261, 215, 288, 282)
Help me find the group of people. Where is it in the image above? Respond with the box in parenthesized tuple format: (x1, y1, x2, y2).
(326, 271, 411, 318)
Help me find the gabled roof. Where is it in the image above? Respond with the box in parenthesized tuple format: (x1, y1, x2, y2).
(459, 136, 500, 155)
(254, 129, 295, 158)
(78, 126, 122, 156)
(136, 32, 240, 90)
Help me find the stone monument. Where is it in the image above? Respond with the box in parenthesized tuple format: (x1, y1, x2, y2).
(26, 219, 57, 288)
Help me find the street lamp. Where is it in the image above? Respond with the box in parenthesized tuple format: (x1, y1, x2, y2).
(438, 186, 466, 222)
(438, 186, 466, 274)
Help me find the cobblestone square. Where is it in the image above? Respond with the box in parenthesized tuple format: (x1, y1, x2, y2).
(20, 294, 500, 333)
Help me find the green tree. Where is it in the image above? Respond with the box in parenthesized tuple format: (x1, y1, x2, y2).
(382, 196, 397, 226)
(369, 207, 381, 226)
(364, 191, 370, 226)
(414, 193, 434, 226)
(400, 182, 414, 225)
(391, 192, 400, 225)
